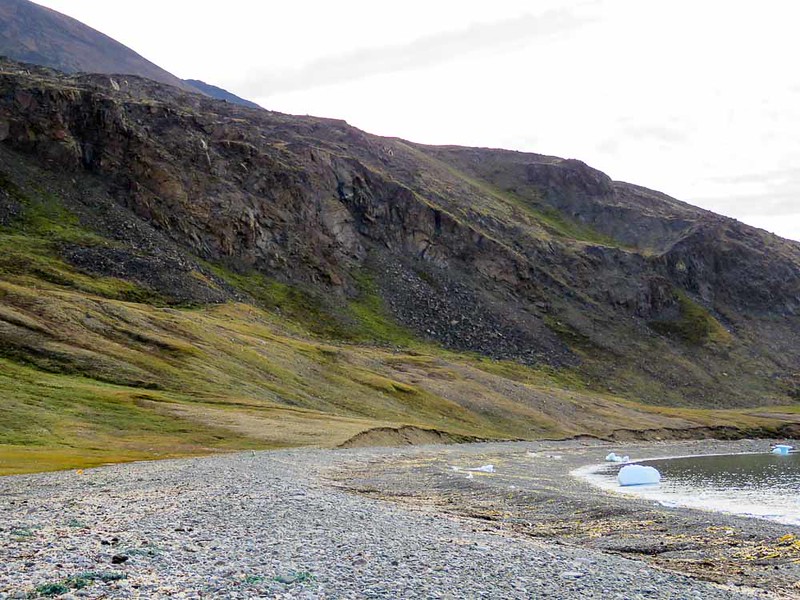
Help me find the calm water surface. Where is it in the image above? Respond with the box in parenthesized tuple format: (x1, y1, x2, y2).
(590, 452, 800, 525)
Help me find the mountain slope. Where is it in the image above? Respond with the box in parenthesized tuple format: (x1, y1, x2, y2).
(0, 142, 795, 475)
(0, 58, 799, 472)
(184, 79, 261, 109)
(0, 0, 261, 108)
(0, 0, 199, 92)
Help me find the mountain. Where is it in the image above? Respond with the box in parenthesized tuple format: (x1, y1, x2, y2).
(184, 79, 261, 109)
(0, 56, 799, 472)
(0, 0, 196, 91)
(0, 0, 259, 108)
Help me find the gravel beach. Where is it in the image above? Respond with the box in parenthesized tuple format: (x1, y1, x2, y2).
(1, 440, 795, 599)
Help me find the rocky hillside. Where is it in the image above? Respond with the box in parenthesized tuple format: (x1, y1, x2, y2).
(2, 57, 798, 400)
(0, 57, 799, 472)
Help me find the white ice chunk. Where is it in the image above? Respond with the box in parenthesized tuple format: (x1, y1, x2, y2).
(772, 445, 792, 455)
(618, 464, 661, 486)
(605, 452, 628, 463)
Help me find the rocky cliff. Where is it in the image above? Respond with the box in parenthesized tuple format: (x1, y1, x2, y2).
(0, 57, 798, 410)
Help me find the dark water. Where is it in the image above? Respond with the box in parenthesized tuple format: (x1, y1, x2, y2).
(590, 452, 800, 525)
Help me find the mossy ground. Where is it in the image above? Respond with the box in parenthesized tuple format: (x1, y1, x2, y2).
(3, 270, 785, 475)
(649, 291, 732, 347)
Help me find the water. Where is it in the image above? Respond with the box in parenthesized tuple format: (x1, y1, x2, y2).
(584, 452, 800, 525)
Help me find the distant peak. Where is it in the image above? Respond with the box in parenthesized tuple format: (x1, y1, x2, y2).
(182, 79, 261, 109)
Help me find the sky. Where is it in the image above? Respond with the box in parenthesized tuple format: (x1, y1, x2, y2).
(34, 0, 800, 241)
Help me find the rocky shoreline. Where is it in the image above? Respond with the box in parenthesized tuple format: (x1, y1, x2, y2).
(335, 439, 800, 598)
(1, 440, 795, 598)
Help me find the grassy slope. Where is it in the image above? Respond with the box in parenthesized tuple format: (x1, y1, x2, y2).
(393, 141, 621, 247)
(0, 170, 794, 475)
(4, 280, 790, 476)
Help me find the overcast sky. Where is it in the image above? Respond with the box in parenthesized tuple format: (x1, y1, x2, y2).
(35, 0, 800, 241)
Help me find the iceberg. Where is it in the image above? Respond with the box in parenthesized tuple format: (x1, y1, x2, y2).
(618, 464, 661, 486)
(772, 445, 793, 455)
(605, 453, 629, 463)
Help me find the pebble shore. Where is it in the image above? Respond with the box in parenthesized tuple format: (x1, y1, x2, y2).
(0, 442, 777, 598)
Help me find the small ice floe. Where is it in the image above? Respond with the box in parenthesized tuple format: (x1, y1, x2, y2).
(450, 466, 461, 472)
(465, 473, 474, 480)
(605, 453, 630, 463)
(466, 465, 495, 473)
(618, 464, 661, 486)
(771, 444, 794, 455)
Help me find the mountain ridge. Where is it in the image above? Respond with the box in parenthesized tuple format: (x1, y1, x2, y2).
(184, 78, 261, 109)
(0, 0, 198, 92)
(0, 0, 259, 107)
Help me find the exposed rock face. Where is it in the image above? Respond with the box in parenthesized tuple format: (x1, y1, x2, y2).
(0, 57, 798, 406)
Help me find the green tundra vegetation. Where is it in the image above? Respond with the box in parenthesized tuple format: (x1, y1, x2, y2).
(0, 170, 792, 475)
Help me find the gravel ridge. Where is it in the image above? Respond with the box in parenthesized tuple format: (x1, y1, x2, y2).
(0, 443, 768, 599)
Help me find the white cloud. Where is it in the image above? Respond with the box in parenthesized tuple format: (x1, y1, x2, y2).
(236, 9, 594, 96)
